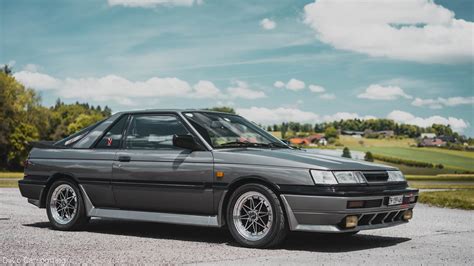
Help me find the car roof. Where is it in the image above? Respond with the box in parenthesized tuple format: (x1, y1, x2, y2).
(113, 109, 239, 116)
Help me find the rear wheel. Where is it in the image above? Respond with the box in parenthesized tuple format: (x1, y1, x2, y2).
(46, 180, 88, 230)
(227, 183, 287, 248)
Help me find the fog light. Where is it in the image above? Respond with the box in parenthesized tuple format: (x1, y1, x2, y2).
(345, 215, 358, 228)
(403, 209, 413, 221)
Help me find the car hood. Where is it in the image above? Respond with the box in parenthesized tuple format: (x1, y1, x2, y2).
(212, 148, 396, 171)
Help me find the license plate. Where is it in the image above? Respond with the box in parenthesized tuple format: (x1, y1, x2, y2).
(388, 195, 403, 206)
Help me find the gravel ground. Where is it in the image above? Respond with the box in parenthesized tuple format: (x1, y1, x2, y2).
(1, 188, 473, 265)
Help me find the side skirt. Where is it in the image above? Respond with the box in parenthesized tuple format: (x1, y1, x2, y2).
(79, 185, 220, 227)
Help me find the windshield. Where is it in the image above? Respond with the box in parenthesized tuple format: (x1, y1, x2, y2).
(183, 112, 288, 149)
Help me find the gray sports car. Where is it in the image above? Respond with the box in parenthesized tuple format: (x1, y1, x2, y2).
(19, 110, 418, 248)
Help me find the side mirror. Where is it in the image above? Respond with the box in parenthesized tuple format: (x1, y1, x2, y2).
(173, 134, 203, 151)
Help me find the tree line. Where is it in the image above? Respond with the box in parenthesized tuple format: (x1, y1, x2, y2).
(266, 119, 466, 141)
(0, 68, 110, 170)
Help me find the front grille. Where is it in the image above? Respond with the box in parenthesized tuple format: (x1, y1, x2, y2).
(362, 171, 389, 183)
(357, 210, 406, 226)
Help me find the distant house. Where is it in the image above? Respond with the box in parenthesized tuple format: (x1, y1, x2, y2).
(438, 135, 456, 143)
(421, 138, 446, 147)
(421, 133, 436, 139)
(341, 130, 364, 138)
(289, 137, 309, 145)
(377, 130, 395, 137)
(289, 134, 327, 146)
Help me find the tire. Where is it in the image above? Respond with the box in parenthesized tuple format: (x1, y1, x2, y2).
(46, 179, 88, 230)
(226, 183, 287, 248)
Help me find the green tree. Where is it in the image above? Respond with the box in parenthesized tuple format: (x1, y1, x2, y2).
(206, 106, 236, 114)
(0, 71, 43, 169)
(342, 147, 352, 158)
(364, 151, 374, 162)
(324, 126, 338, 139)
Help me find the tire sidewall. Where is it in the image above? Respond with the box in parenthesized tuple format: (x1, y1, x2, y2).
(46, 179, 86, 230)
(227, 183, 285, 248)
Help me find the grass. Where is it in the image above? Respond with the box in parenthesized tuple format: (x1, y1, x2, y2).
(410, 183, 474, 189)
(418, 190, 474, 210)
(406, 174, 474, 182)
(0, 179, 19, 188)
(354, 146, 474, 172)
(332, 136, 474, 172)
(0, 172, 23, 179)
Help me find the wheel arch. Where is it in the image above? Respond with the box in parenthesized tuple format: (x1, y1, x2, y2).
(40, 172, 79, 208)
(219, 176, 288, 227)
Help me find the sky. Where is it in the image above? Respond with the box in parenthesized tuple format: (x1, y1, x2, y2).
(1, 0, 473, 135)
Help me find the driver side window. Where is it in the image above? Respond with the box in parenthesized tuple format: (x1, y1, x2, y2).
(124, 114, 189, 150)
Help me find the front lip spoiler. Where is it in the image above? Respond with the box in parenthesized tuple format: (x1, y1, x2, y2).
(280, 191, 418, 233)
(279, 184, 419, 197)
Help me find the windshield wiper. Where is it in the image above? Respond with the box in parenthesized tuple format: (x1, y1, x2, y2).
(216, 141, 288, 149)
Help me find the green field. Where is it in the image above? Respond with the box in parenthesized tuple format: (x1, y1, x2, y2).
(333, 136, 474, 173)
(419, 190, 474, 210)
(406, 174, 474, 182)
(0, 172, 23, 179)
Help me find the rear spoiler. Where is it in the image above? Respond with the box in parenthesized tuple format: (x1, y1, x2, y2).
(28, 141, 67, 149)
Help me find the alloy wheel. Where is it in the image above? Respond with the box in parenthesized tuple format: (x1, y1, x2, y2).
(232, 191, 274, 241)
(49, 184, 78, 225)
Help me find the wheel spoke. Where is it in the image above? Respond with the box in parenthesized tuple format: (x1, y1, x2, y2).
(245, 220, 253, 230)
(257, 217, 268, 229)
(254, 200, 263, 211)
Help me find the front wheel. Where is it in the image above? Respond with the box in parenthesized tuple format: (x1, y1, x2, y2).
(46, 179, 88, 230)
(227, 183, 287, 248)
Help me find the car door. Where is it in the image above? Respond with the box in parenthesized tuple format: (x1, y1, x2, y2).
(74, 114, 129, 208)
(111, 113, 214, 215)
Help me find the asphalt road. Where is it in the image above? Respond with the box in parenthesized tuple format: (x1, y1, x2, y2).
(1, 188, 473, 264)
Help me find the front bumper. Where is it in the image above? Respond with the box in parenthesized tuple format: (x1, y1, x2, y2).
(281, 189, 418, 233)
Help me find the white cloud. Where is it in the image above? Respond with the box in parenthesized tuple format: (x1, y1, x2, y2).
(192, 80, 221, 99)
(23, 64, 41, 72)
(320, 93, 335, 100)
(323, 112, 376, 122)
(236, 107, 320, 124)
(304, 0, 474, 64)
(260, 18, 277, 30)
(236, 108, 375, 125)
(387, 110, 469, 132)
(309, 84, 325, 93)
(273, 81, 285, 88)
(358, 84, 412, 100)
(14, 71, 268, 103)
(107, 0, 201, 8)
(285, 78, 305, 91)
(412, 96, 474, 109)
(226, 80, 266, 99)
(236, 107, 469, 133)
(13, 71, 61, 91)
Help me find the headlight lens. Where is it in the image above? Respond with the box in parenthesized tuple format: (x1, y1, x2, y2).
(310, 170, 367, 185)
(333, 171, 366, 184)
(310, 170, 338, 185)
(387, 171, 406, 182)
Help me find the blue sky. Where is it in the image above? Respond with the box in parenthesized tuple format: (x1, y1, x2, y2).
(1, 0, 473, 135)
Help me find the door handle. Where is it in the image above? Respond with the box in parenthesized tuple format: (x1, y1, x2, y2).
(117, 155, 131, 162)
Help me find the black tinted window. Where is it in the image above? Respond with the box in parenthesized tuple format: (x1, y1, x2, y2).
(125, 115, 189, 150)
(96, 115, 128, 149)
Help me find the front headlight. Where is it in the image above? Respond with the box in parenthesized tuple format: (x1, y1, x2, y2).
(333, 171, 366, 184)
(387, 171, 406, 182)
(310, 170, 338, 185)
(310, 170, 366, 185)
